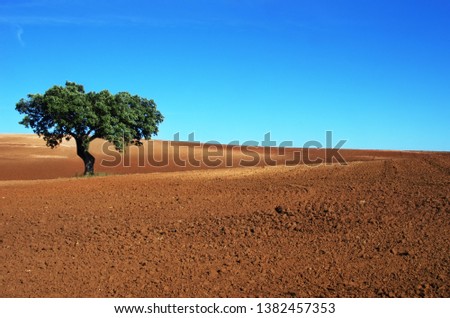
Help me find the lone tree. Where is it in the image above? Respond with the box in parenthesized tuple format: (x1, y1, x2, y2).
(16, 81, 163, 175)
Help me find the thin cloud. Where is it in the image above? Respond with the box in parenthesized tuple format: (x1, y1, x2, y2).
(0, 11, 284, 31)
(0, 15, 110, 26)
(16, 25, 25, 46)
(0, 14, 212, 28)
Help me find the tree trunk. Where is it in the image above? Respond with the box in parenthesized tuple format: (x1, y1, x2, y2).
(75, 137, 95, 175)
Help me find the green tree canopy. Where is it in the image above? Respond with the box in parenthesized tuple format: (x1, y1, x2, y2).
(16, 81, 163, 175)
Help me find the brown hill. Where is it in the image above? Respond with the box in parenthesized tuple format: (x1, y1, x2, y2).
(0, 134, 416, 180)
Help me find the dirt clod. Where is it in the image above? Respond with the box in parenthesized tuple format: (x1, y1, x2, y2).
(275, 206, 284, 214)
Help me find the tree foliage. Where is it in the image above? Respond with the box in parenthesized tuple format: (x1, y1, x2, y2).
(16, 81, 163, 175)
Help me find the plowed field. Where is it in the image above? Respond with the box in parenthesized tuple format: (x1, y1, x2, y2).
(0, 135, 449, 297)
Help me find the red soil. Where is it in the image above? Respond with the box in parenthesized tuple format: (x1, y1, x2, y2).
(0, 135, 449, 297)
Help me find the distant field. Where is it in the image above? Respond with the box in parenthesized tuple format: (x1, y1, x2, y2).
(0, 134, 449, 297)
(0, 134, 418, 180)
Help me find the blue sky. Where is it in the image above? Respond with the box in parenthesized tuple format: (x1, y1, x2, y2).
(1, 0, 449, 150)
